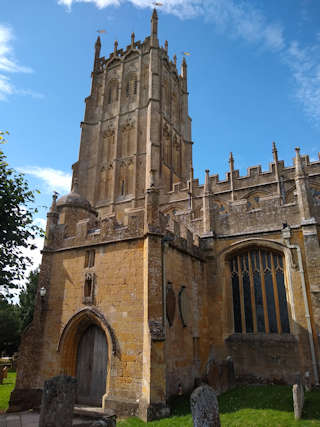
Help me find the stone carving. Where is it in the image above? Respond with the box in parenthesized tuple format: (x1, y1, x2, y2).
(103, 124, 115, 139)
(190, 384, 221, 427)
(166, 283, 176, 326)
(149, 320, 164, 341)
(39, 375, 77, 427)
(121, 118, 135, 133)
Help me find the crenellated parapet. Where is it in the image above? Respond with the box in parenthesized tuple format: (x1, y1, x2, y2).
(160, 146, 320, 238)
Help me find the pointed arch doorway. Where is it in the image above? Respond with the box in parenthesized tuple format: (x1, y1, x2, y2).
(76, 324, 108, 406)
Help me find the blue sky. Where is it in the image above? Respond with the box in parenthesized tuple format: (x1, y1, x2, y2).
(1, 0, 320, 271)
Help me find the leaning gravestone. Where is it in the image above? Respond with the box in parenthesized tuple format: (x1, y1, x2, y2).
(190, 385, 221, 427)
(293, 382, 304, 420)
(39, 375, 77, 427)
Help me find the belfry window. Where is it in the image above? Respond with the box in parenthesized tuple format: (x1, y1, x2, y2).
(107, 80, 119, 104)
(126, 74, 137, 98)
(230, 249, 290, 334)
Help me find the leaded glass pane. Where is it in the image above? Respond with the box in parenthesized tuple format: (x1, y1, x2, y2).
(276, 269, 290, 333)
(243, 270, 253, 332)
(265, 270, 277, 333)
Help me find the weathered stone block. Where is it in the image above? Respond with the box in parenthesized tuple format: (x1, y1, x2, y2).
(39, 375, 77, 427)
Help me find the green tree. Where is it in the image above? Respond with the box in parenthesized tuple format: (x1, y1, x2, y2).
(19, 268, 39, 331)
(0, 296, 21, 356)
(0, 131, 41, 299)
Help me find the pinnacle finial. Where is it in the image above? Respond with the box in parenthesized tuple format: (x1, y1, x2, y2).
(114, 40, 118, 54)
(295, 146, 305, 177)
(151, 8, 158, 45)
(131, 32, 135, 47)
(94, 36, 101, 64)
(164, 40, 168, 52)
(272, 141, 277, 151)
(229, 152, 234, 171)
(181, 56, 187, 79)
(50, 191, 59, 212)
(272, 141, 278, 162)
(152, 7, 158, 20)
(204, 169, 210, 192)
(173, 54, 177, 66)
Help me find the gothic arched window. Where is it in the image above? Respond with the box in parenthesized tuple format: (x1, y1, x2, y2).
(126, 74, 137, 98)
(107, 80, 119, 104)
(230, 248, 290, 334)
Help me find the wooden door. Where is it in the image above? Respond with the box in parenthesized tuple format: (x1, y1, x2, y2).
(76, 325, 108, 406)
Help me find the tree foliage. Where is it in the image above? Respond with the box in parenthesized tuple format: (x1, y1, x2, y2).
(0, 131, 41, 299)
(0, 296, 21, 356)
(19, 268, 39, 331)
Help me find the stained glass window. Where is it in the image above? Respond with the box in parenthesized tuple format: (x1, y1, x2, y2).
(230, 248, 290, 334)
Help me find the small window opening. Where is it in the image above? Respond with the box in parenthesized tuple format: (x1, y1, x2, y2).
(84, 276, 92, 298)
(121, 179, 125, 196)
(84, 250, 95, 268)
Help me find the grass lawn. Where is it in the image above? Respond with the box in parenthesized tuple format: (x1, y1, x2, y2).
(118, 385, 320, 426)
(0, 371, 16, 413)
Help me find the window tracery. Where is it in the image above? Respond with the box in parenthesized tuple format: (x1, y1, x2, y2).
(230, 248, 290, 334)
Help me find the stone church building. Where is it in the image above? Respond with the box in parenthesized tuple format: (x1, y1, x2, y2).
(10, 9, 320, 421)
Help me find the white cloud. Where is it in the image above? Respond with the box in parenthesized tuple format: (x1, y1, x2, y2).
(284, 40, 320, 126)
(18, 166, 72, 193)
(57, 0, 284, 50)
(0, 74, 13, 100)
(0, 23, 39, 101)
(15, 88, 45, 99)
(204, 0, 284, 51)
(57, 0, 320, 125)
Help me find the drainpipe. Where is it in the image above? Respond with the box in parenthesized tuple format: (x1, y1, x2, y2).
(282, 226, 319, 385)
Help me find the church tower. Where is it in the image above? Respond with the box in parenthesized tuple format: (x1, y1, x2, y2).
(73, 9, 192, 221)
(12, 8, 320, 423)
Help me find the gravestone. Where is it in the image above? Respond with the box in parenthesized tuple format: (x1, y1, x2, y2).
(2, 366, 8, 379)
(206, 360, 221, 394)
(293, 383, 304, 420)
(190, 385, 221, 427)
(39, 374, 77, 427)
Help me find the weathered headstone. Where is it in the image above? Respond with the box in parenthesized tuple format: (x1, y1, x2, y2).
(206, 360, 221, 394)
(293, 383, 304, 420)
(190, 385, 221, 427)
(2, 366, 8, 379)
(39, 374, 77, 427)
